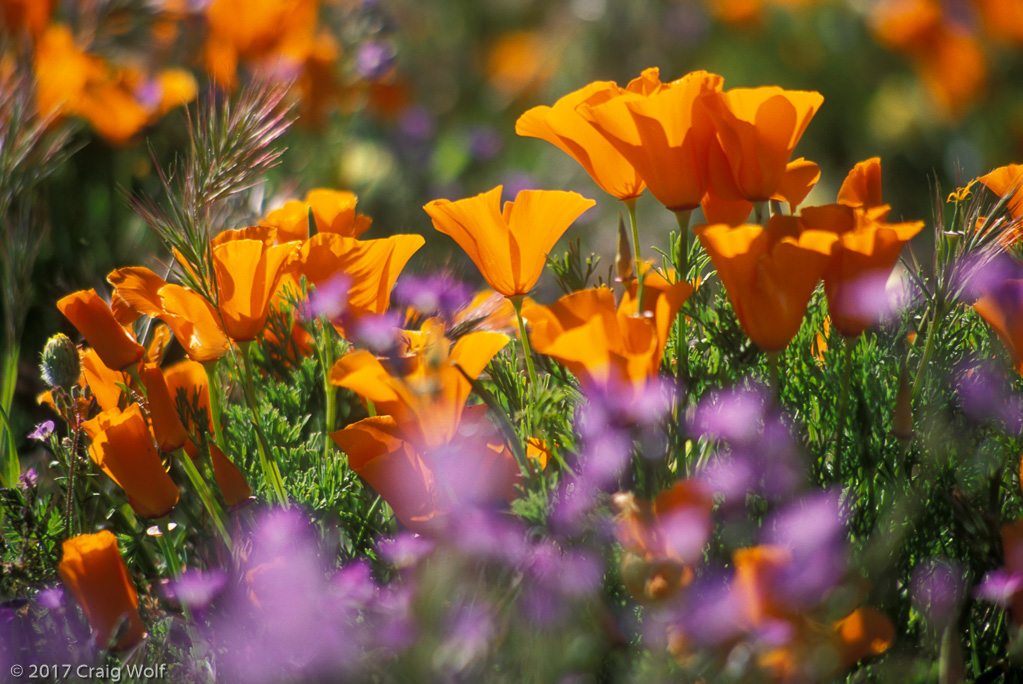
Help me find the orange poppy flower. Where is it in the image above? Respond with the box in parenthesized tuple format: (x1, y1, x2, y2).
(578, 71, 724, 211)
(331, 406, 519, 534)
(283, 232, 425, 319)
(211, 237, 299, 341)
(614, 480, 713, 602)
(264, 189, 373, 243)
(58, 531, 145, 650)
(139, 362, 189, 452)
(978, 164, 1023, 219)
(515, 79, 647, 200)
(801, 205, 923, 338)
(108, 267, 232, 362)
(209, 443, 252, 507)
(204, 0, 318, 90)
(703, 86, 824, 203)
(82, 403, 180, 519)
(975, 280, 1023, 374)
(57, 289, 145, 371)
(832, 607, 896, 669)
(837, 157, 885, 211)
(696, 217, 837, 351)
(424, 186, 595, 297)
(1, 0, 54, 38)
(524, 272, 691, 395)
(330, 323, 510, 448)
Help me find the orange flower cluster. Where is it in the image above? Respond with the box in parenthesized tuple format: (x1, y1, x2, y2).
(330, 320, 522, 533)
(869, 0, 995, 120)
(518, 68, 822, 222)
(523, 271, 691, 395)
(698, 157, 922, 350)
(55, 187, 422, 515)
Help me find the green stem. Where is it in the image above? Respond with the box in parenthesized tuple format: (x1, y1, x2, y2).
(911, 302, 944, 402)
(624, 196, 641, 262)
(320, 324, 337, 481)
(176, 448, 233, 550)
(673, 209, 692, 282)
(238, 342, 288, 506)
(832, 340, 855, 480)
(156, 518, 181, 578)
(767, 351, 782, 402)
(0, 343, 19, 487)
(202, 361, 226, 451)
(510, 296, 538, 389)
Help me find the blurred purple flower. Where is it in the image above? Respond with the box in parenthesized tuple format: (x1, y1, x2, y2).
(911, 558, 966, 627)
(578, 376, 673, 440)
(467, 126, 502, 161)
(377, 532, 434, 569)
(348, 311, 403, 355)
(446, 509, 527, 565)
(958, 252, 1023, 302)
(300, 273, 351, 322)
(438, 603, 494, 671)
(975, 569, 1023, 608)
(167, 569, 227, 611)
(398, 106, 435, 142)
(392, 272, 472, 321)
(692, 386, 768, 443)
(332, 560, 377, 609)
(501, 172, 538, 199)
(35, 588, 62, 611)
(28, 422, 53, 442)
(355, 42, 396, 81)
(762, 490, 848, 609)
(955, 360, 1023, 430)
(133, 80, 163, 110)
(674, 570, 746, 648)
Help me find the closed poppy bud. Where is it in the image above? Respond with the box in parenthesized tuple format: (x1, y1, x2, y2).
(57, 289, 144, 371)
(83, 404, 179, 519)
(40, 333, 81, 390)
(139, 362, 189, 453)
(209, 443, 252, 507)
(615, 213, 634, 283)
(58, 530, 145, 650)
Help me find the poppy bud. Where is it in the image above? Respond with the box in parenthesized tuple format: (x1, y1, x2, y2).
(40, 333, 81, 390)
(615, 212, 634, 283)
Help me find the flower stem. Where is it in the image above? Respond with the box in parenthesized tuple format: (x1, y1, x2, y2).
(175, 448, 233, 550)
(832, 339, 855, 479)
(911, 300, 945, 402)
(673, 210, 693, 387)
(511, 296, 538, 389)
(624, 197, 641, 262)
(673, 209, 692, 281)
(238, 341, 288, 506)
(202, 361, 227, 451)
(156, 518, 181, 578)
(0, 343, 20, 487)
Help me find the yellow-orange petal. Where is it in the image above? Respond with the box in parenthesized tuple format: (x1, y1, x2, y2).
(58, 289, 144, 371)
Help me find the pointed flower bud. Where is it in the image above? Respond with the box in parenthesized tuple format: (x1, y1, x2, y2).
(40, 333, 81, 390)
(615, 212, 634, 283)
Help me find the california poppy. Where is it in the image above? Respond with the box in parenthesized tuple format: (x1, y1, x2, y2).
(703, 86, 824, 204)
(614, 480, 713, 602)
(975, 279, 1023, 374)
(108, 267, 232, 363)
(524, 271, 691, 396)
(139, 362, 189, 453)
(330, 323, 510, 448)
(331, 406, 519, 534)
(58, 531, 145, 650)
(696, 217, 837, 351)
(283, 232, 425, 320)
(264, 188, 373, 243)
(82, 403, 180, 519)
(978, 163, 1023, 219)
(578, 71, 724, 211)
(57, 289, 145, 372)
(424, 185, 595, 297)
(209, 443, 252, 507)
(211, 237, 299, 341)
(515, 79, 646, 201)
(801, 206, 922, 338)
